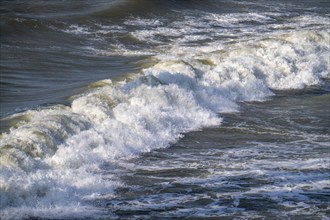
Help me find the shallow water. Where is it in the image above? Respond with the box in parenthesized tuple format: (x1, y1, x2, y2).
(0, 0, 329, 219)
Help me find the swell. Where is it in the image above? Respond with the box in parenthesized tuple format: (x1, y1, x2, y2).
(1, 29, 328, 163)
(1, 0, 225, 23)
(90, 0, 227, 20)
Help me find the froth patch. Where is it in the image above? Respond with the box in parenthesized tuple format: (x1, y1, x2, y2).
(0, 107, 90, 170)
(1, 17, 329, 219)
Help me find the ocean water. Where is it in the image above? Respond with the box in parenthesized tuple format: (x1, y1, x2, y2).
(0, 0, 329, 219)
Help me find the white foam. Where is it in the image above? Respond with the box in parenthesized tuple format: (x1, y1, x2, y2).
(203, 12, 275, 27)
(1, 10, 329, 220)
(0, 72, 222, 218)
(124, 18, 163, 27)
(0, 166, 121, 219)
(63, 24, 91, 35)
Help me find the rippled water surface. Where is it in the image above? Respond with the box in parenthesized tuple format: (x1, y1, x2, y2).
(111, 84, 330, 219)
(0, 0, 329, 219)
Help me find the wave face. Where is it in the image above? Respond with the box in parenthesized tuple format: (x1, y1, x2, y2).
(0, 0, 329, 219)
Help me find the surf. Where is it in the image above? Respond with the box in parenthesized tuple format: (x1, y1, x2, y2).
(0, 0, 329, 218)
(1, 26, 329, 218)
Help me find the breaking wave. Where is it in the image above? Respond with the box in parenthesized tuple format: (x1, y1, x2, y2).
(1, 26, 329, 218)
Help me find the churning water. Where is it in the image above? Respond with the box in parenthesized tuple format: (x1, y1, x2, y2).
(0, 0, 329, 219)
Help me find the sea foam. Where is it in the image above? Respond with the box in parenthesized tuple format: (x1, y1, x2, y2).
(1, 25, 329, 219)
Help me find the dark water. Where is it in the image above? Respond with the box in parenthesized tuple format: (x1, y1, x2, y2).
(112, 84, 330, 219)
(0, 0, 329, 219)
(1, 0, 329, 117)
(0, 0, 141, 117)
